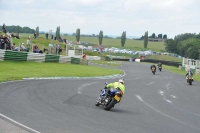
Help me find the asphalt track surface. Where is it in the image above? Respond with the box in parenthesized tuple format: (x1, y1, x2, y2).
(0, 62, 200, 133)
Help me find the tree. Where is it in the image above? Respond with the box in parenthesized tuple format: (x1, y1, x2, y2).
(164, 39, 175, 53)
(0, 25, 34, 33)
(98, 30, 103, 45)
(144, 31, 148, 48)
(76, 28, 80, 43)
(151, 33, 156, 38)
(177, 38, 200, 59)
(164, 33, 200, 59)
(36, 26, 39, 37)
(55, 26, 60, 40)
(158, 34, 162, 38)
(121, 31, 126, 47)
(15, 25, 20, 34)
(163, 34, 167, 39)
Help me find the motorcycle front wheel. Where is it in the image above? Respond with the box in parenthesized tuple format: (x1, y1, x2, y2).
(104, 97, 117, 111)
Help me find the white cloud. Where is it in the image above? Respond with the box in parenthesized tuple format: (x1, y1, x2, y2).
(1, 0, 200, 38)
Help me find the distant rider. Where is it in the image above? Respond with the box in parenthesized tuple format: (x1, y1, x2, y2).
(158, 62, 162, 67)
(150, 64, 156, 72)
(98, 79, 125, 103)
(185, 70, 193, 82)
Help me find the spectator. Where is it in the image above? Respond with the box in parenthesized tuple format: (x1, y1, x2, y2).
(11, 43, 16, 50)
(26, 38, 30, 52)
(33, 45, 43, 53)
(46, 33, 48, 39)
(82, 53, 86, 60)
(57, 44, 62, 55)
(2, 23, 6, 33)
(34, 32, 36, 39)
(11, 32, 20, 39)
(20, 43, 26, 51)
(0, 35, 5, 49)
(54, 43, 58, 54)
(51, 34, 53, 39)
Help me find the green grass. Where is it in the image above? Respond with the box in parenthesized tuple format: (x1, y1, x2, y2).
(146, 55, 182, 62)
(163, 65, 200, 82)
(89, 60, 121, 66)
(11, 33, 165, 52)
(0, 61, 122, 82)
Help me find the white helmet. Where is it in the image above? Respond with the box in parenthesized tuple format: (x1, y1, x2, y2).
(119, 79, 124, 84)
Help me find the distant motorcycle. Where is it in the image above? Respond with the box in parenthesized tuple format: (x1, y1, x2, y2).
(151, 67, 156, 74)
(96, 83, 123, 111)
(158, 66, 162, 72)
(187, 75, 193, 85)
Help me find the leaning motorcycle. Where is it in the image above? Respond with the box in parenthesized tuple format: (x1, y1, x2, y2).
(95, 83, 123, 111)
(187, 75, 193, 85)
(151, 67, 156, 74)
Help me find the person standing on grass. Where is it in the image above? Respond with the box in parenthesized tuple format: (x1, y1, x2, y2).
(26, 38, 30, 52)
(34, 32, 36, 39)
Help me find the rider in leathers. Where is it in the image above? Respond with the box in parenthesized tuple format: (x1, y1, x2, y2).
(105, 79, 125, 97)
(98, 79, 125, 103)
(158, 62, 162, 67)
(185, 70, 194, 82)
(150, 64, 156, 72)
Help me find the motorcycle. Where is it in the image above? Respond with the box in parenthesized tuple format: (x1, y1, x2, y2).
(95, 83, 123, 111)
(187, 75, 193, 85)
(151, 67, 156, 74)
(158, 66, 162, 72)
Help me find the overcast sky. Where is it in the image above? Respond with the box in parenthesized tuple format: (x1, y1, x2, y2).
(0, 0, 200, 38)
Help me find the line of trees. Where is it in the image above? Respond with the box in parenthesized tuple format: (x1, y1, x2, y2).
(149, 33, 167, 39)
(0, 25, 35, 34)
(165, 33, 200, 59)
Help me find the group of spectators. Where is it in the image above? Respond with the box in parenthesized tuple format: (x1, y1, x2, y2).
(0, 34, 11, 50)
(1, 23, 65, 55)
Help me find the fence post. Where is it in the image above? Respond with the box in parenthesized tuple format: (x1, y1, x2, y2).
(18, 43, 20, 51)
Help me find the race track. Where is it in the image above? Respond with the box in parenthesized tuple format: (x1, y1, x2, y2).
(0, 62, 200, 133)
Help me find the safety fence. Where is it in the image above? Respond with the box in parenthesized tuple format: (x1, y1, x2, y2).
(181, 57, 200, 75)
(0, 49, 80, 64)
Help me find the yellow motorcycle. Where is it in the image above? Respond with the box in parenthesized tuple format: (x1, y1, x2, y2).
(151, 67, 156, 74)
(187, 75, 193, 85)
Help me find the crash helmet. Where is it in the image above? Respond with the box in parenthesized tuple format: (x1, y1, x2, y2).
(119, 79, 124, 84)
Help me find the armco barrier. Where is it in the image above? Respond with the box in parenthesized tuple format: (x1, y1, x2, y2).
(71, 57, 80, 64)
(45, 54, 60, 62)
(111, 58, 181, 67)
(0, 49, 5, 61)
(27, 53, 46, 62)
(0, 49, 73, 64)
(140, 59, 181, 67)
(59, 56, 71, 63)
(4, 50, 28, 61)
(112, 58, 133, 61)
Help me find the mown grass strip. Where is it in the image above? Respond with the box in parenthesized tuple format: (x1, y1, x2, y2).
(0, 61, 122, 82)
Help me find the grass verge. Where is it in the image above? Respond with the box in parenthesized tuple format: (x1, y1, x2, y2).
(0, 61, 122, 82)
(163, 65, 200, 82)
